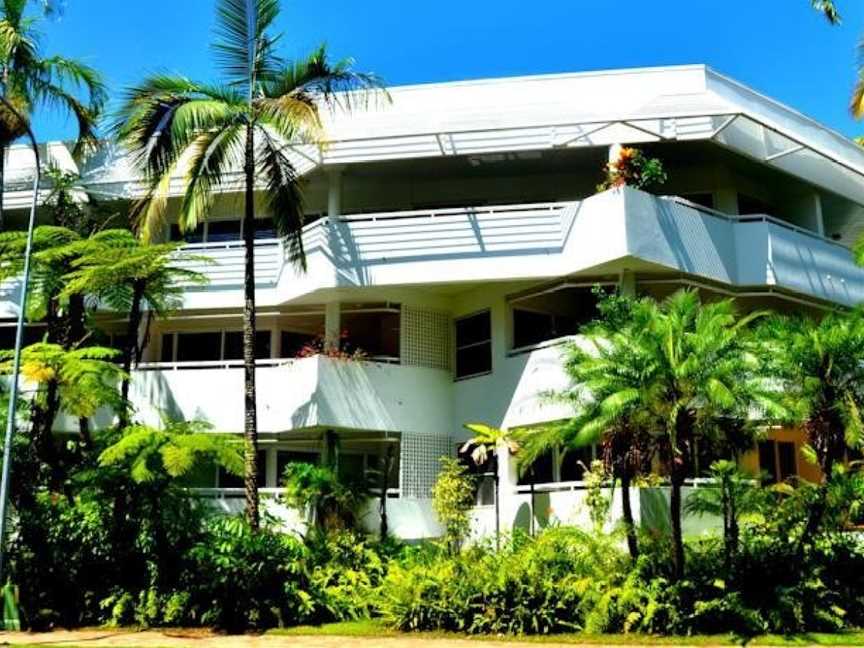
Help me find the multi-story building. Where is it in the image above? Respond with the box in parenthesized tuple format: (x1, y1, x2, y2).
(2, 64, 864, 539)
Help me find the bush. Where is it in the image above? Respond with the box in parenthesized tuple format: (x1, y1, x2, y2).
(186, 516, 313, 631)
(377, 527, 628, 634)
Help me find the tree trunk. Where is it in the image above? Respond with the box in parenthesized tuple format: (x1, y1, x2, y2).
(493, 468, 500, 551)
(119, 278, 145, 428)
(621, 469, 639, 560)
(378, 444, 394, 540)
(242, 124, 260, 530)
(670, 473, 685, 581)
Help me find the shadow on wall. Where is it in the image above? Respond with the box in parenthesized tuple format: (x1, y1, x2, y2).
(512, 492, 552, 535)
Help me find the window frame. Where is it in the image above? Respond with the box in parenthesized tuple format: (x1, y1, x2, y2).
(160, 328, 274, 364)
(454, 308, 493, 381)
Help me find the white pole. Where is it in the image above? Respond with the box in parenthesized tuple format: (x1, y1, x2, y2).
(0, 100, 41, 590)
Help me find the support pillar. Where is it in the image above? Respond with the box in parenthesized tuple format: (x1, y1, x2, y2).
(327, 166, 344, 218)
(324, 301, 341, 352)
(619, 269, 637, 298)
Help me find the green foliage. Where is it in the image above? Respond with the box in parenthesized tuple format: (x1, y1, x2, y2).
(583, 459, 612, 533)
(99, 420, 243, 484)
(187, 516, 313, 631)
(0, 341, 124, 418)
(430, 457, 475, 554)
(282, 462, 366, 533)
(598, 146, 668, 192)
(377, 527, 628, 634)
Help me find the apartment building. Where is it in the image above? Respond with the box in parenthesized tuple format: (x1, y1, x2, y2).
(2, 65, 863, 538)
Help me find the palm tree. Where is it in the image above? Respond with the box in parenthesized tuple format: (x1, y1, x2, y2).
(760, 311, 864, 538)
(461, 422, 518, 549)
(529, 290, 776, 578)
(518, 295, 656, 561)
(811, 0, 840, 23)
(684, 459, 764, 575)
(0, 0, 106, 227)
(115, 0, 386, 530)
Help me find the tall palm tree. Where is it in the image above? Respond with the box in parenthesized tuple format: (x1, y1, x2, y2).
(760, 311, 864, 538)
(115, 0, 386, 529)
(0, 0, 106, 228)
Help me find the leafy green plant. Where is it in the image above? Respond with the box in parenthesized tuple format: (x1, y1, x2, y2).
(283, 462, 365, 533)
(430, 457, 475, 554)
(597, 146, 667, 192)
(187, 516, 313, 631)
(583, 459, 612, 533)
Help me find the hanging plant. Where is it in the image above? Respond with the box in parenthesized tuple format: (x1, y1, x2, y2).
(597, 146, 667, 192)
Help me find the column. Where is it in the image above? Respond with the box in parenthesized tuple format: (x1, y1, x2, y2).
(619, 269, 637, 298)
(327, 166, 344, 218)
(324, 301, 341, 352)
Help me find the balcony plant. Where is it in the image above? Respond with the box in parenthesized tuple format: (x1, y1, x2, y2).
(597, 145, 667, 192)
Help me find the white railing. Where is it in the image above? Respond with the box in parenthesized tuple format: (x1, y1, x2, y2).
(135, 354, 401, 372)
(193, 487, 402, 499)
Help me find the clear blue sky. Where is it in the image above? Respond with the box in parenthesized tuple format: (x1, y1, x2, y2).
(29, 0, 864, 142)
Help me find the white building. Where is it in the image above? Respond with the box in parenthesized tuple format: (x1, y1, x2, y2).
(2, 64, 864, 539)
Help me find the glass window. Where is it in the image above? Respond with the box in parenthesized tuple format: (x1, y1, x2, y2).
(738, 194, 773, 215)
(338, 454, 367, 485)
(218, 450, 266, 489)
(0, 325, 46, 349)
(160, 334, 175, 362)
(758, 440, 797, 484)
(170, 223, 204, 244)
(176, 332, 222, 362)
(342, 310, 400, 359)
(683, 193, 715, 210)
(458, 444, 494, 506)
(777, 442, 797, 481)
(455, 311, 491, 379)
(560, 446, 594, 482)
(207, 220, 242, 242)
(518, 450, 555, 485)
(512, 286, 607, 349)
(223, 330, 272, 360)
(254, 218, 276, 240)
(281, 331, 316, 358)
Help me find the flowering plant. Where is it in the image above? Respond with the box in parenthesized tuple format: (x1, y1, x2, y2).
(597, 146, 667, 192)
(295, 330, 368, 361)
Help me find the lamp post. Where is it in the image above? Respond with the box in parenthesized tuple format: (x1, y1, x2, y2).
(0, 97, 41, 589)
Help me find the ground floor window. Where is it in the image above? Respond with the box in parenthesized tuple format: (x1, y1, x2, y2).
(758, 440, 797, 484)
(517, 445, 597, 486)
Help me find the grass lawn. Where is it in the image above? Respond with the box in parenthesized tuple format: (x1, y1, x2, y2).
(271, 619, 864, 645)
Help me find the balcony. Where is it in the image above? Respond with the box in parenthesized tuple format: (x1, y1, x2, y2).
(168, 188, 864, 307)
(126, 355, 452, 436)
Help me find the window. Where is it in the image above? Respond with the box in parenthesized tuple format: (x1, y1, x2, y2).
(223, 330, 272, 360)
(206, 220, 242, 242)
(341, 309, 400, 359)
(458, 444, 495, 506)
(682, 193, 715, 210)
(162, 329, 272, 362)
(0, 324, 46, 348)
(455, 311, 492, 379)
(170, 223, 204, 244)
(218, 450, 266, 489)
(281, 331, 316, 357)
(176, 332, 222, 362)
(254, 218, 276, 240)
(511, 286, 607, 350)
(517, 450, 555, 486)
(738, 194, 773, 216)
(559, 446, 595, 482)
(758, 440, 797, 484)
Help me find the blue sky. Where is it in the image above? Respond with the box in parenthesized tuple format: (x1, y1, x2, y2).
(30, 0, 864, 142)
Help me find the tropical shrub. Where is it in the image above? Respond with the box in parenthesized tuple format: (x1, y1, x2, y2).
(377, 527, 628, 634)
(186, 516, 313, 631)
(430, 457, 475, 554)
